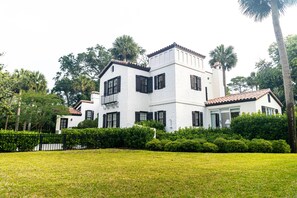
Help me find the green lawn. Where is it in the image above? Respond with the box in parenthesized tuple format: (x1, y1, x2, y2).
(0, 149, 296, 197)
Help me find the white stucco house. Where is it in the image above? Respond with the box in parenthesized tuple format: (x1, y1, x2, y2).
(98, 43, 282, 132)
(55, 91, 100, 133)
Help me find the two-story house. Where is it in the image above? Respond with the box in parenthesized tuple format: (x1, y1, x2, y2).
(98, 43, 282, 132)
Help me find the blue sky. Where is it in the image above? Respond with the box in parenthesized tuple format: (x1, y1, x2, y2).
(1, 0, 297, 89)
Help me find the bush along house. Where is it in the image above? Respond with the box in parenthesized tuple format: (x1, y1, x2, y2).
(98, 43, 282, 132)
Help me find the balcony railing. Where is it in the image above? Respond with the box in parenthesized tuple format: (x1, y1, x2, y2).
(101, 94, 118, 105)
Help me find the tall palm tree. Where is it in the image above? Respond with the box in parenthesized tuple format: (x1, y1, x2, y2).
(238, 0, 297, 152)
(209, 45, 238, 95)
(110, 35, 145, 63)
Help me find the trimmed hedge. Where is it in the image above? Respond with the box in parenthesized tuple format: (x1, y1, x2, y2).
(248, 139, 273, 153)
(231, 113, 288, 141)
(62, 126, 154, 149)
(156, 127, 241, 142)
(0, 131, 39, 152)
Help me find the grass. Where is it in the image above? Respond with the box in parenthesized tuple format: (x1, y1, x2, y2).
(0, 149, 296, 197)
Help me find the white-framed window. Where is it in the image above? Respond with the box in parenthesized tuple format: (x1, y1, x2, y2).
(210, 107, 240, 128)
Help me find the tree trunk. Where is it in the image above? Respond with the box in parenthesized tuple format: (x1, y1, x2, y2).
(222, 67, 227, 95)
(271, 0, 297, 152)
(15, 90, 22, 131)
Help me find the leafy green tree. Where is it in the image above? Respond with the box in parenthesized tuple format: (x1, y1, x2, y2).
(246, 72, 259, 91)
(110, 35, 146, 63)
(53, 44, 111, 105)
(209, 45, 238, 95)
(20, 91, 68, 132)
(227, 76, 248, 93)
(239, 0, 297, 152)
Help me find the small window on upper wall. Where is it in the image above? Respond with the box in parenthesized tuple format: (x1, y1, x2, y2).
(190, 75, 201, 91)
(85, 110, 94, 120)
(268, 94, 271, 103)
(154, 73, 165, 90)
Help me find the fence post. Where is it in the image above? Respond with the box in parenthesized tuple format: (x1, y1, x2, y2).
(62, 134, 67, 150)
(39, 134, 43, 151)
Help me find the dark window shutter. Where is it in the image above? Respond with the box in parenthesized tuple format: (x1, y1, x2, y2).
(198, 77, 201, 91)
(103, 114, 106, 128)
(104, 81, 108, 96)
(135, 112, 140, 123)
(199, 112, 203, 127)
(91, 111, 94, 120)
(192, 111, 195, 126)
(261, 106, 266, 114)
(215, 114, 220, 128)
(162, 73, 166, 88)
(154, 112, 158, 120)
(275, 109, 279, 114)
(85, 110, 88, 120)
(148, 77, 153, 93)
(116, 112, 120, 127)
(148, 112, 153, 120)
(190, 75, 194, 89)
(205, 87, 208, 101)
(163, 111, 166, 126)
(268, 94, 271, 102)
(117, 76, 121, 93)
(136, 75, 141, 92)
(154, 76, 157, 90)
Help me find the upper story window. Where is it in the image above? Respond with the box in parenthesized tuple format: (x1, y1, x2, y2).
(154, 73, 165, 90)
(104, 76, 121, 96)
(85, 110, 94, 120)
(190, 75, 201, 91)
(268, 94, 271, 103)
(136, 75, 153, 93)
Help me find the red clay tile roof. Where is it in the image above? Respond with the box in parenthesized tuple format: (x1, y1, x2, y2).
(69, 107, 82, 115)
(205, 89, 282, 107)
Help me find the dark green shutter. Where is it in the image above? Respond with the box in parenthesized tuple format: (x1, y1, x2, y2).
(136, 76, 141, 92)
(135, 112, 140, 123)
(116, 112, 120, 127)
(117, 76, 121, 93)
(154, 76, 157, 89)
(103, 114, 106, 128)
(199, 112, 203, 127)
(148, 112, 153, 120)
(162, 73, 166, 88)
(190, 75, 194, 89)
(104, 81, 108, 96)
(192, 111, 195, 126)
(198, 77, 201, 91)
(154, 112, 158, 120)
(148, 77, 153, 93)
(163, 111, 166, 126)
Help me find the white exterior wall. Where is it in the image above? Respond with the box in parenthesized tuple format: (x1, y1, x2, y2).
(99, 63, 151, 128)
(255, 94, 282, 114)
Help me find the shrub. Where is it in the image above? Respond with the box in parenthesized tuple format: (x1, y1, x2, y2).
(164, 141, 180, 152)
(0, 133, 17, 152)
(160, 139, 171, 150)
(231, 113, 288, 141)
(272, 140, 291, 153)
(248, 139, 273, 153)
(136, 120, 165, 131)
(214, 138, 228, 152)
(203, 142, 218, 153)
(226, 140, 248, 152)
(77, 118, 98, 129)
(178, 139, 203, 152)
(146, 139, 162, 151)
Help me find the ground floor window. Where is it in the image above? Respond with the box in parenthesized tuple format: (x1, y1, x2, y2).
(135, 111, 153, 123)
(210, 108, 240, 128)
(192, 111, 203, 127)
(155, 111, 166, 126)
(60, 118, 68, 129)
(261, 106, 278, 115)
(103, 112, 120, 128)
